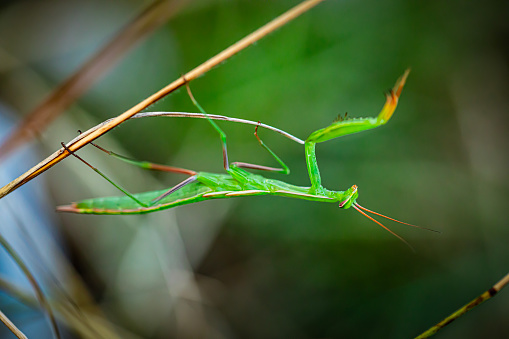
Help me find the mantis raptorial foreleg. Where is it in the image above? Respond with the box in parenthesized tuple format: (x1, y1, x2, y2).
(304, 69, 410, 194)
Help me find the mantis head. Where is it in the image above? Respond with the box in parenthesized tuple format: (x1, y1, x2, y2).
(339, 184, 439, 251)
(338, 185, 358, 209)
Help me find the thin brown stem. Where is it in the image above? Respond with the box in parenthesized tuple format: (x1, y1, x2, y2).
(415, 271, 509, 338)
(0, 0, 323, 200)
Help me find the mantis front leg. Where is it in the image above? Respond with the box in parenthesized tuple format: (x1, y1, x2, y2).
(304, 141, 324, 194)
(304, 69, 410, 194)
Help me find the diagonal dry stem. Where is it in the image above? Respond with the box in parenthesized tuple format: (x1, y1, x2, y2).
(0, 0, 323, 200)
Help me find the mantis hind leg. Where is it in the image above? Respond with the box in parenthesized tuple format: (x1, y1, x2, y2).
(185, 83, 289, 175)
(150, 175, 197, 205)
(63, 141, 199, 208)
(232, 124, 290, 174)
(89, 142, 196, 176)
(61, 142, 148, 207)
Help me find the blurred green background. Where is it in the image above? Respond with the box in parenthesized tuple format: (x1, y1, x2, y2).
(0, 0, 508, 338)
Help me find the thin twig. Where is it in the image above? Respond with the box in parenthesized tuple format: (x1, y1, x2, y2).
(0, 0, 186, 159)
(0, 0, 323, 200)
(0, 309, 28, 339)
(415, 271, 509, 338)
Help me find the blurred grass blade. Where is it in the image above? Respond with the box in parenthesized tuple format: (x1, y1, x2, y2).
(415, 272, 509, 338)
(3, 206, 133, 339)
(0, 309, 28, 339)
(0, 232, 61, 338)
(0, 276, 142, 339)
(0, 0, 185, 159)
(0, 0, 324, 200)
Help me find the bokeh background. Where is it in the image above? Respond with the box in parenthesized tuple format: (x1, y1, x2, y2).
(0, 0, 508, 338)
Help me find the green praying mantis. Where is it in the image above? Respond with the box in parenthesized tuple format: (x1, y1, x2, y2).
(58, 69, 437, 249)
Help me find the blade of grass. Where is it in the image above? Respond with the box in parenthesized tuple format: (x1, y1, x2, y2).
(5, 205, 110, 338)
(0, 233, 61, 339)
(0, 0, 186, 159)
(415, 271, 509, 338)
(0, 309, 28, 339)
(0, 0, 323, 200)
(0, 276, 142, 339)
(0, 211, 134, 339)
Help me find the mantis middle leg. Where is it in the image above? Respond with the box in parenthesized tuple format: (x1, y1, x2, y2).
(185, 83, 289, 175)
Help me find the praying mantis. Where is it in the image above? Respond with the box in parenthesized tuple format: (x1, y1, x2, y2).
(58, 69, 436, 248)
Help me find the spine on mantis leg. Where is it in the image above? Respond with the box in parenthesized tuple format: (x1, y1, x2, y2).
(304, 69, 410, 193)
